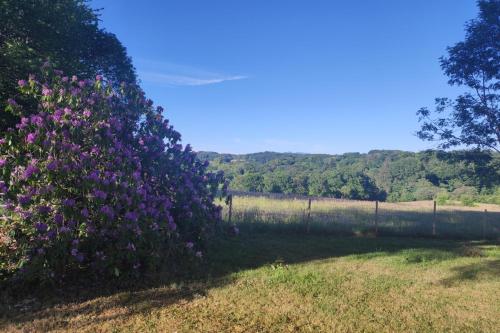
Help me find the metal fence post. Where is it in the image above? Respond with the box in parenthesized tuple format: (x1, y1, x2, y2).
(306, 197, 312, 233)
(483, 209, 487, 240)
(375, 200, 379, 237)
(228, 194, 233, 224)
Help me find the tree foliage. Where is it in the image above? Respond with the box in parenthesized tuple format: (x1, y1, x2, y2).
(198, 150, 500, 203)
(0, 0, 137, 131)
(417, 0, 500, 152)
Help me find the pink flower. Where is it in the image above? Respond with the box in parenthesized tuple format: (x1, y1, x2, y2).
(26, 132, 37, 144)
(42, 87, 53, 96)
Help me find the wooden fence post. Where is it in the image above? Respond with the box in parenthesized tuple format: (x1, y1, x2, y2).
(375, 200, 379, 237)
(306, 197, 312, 233)
(228, 194, 233, 224)
(483, 209, 487, 240)
(432, 200, 437, 236)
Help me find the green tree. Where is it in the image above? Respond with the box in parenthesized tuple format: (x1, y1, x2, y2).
(0, 0, 137, 131)
(417, 0, 499, 152)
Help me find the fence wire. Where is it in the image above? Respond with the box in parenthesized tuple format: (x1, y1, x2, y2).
(221, 193, 500, 240)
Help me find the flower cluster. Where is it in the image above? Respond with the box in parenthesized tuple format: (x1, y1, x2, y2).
(0, 67, 226, 282)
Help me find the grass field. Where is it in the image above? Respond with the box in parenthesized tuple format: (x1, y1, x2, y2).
(223, 195, 500, 239)
(1, 232, 499, 332)
(1, 196, 499, 332)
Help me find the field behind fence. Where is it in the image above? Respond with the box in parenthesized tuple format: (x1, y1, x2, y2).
(220, 193, 500, 240)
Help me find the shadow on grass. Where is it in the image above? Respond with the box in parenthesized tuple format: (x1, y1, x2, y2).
(205, 225, 498, 277)
(440, 259, 500, 286)
(1, 224, 498, 330)
(231, 208, 500, 240)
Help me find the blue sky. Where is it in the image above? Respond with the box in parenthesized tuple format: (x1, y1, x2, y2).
(92, 0, 478, 154)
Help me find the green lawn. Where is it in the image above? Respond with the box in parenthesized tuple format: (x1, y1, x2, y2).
(1, 231, 499, 332)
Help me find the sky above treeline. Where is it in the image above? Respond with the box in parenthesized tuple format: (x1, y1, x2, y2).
(91, 0, 478, 154)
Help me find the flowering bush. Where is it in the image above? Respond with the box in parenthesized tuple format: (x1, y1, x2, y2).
(0, 67, 226, 283)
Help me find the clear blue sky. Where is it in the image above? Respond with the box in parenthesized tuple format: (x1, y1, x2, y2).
(92, 0, 478, 154)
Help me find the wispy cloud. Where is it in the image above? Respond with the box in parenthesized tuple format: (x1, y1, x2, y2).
(139, 72, 247, 86)
(136, 59, 247, 86)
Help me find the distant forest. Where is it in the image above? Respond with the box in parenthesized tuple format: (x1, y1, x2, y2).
(197, 150, 500, 204)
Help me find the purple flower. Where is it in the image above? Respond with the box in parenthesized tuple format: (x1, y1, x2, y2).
(30, 115, 44, 127)
(71, 248, 84, 262)
(96, 75, 103, 81)
(186, 242, 194, 249)
(7, 98, 17, 106)
(18, 80, 26, 87)
(63, 198, 76, 207)
(54, 213, 64, 225)
(23, 164, 39, 179)
(46, 160, 57, 171)
(0, 181, 8, 194)
(81, 208, 89, 218)
(35, 222, 48, 233)
(26, 132, 37, 144)
(47, 230, 56, 239)
(125, 211, 138, 222)
(195, 251, 203, 258)
(0, 158, 6, 167)
(42, 87, 53, 96)
(92, 189, 107, 200)
(37, 206, 51, 214)
(87, 170, 100, 182)
(53, 109, 64, 122)
(100, 205, 114, 219)
(0, 138, 5, 145)
(16, 117, 29, 130)
(18, 194, 31, 206)
(83, 109, 91, 117)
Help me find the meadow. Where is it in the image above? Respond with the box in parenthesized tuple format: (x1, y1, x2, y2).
(223, 195, 500, 240)
(1, 195, 499, 332)
(1, 233, 498, 332)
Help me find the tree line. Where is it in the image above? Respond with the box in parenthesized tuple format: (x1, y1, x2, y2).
(198, 150, 500, 204)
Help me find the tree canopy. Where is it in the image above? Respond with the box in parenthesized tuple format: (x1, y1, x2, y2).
(417, 0, 500, 152)
(0, 0, 137, 131)
(198, 150, 500, 203)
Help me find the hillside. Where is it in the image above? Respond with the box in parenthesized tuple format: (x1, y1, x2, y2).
(197, 150, 500, 202)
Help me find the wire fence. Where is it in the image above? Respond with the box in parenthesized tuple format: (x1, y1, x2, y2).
(221, 192, 500, 240)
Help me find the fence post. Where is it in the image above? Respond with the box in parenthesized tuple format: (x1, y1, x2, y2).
(483, 209, 487, 240)
(432, 200, 437, 236)
(227, 194, 233, 224)
(306, 197, 312, 233)
(375, 200, 379, 237)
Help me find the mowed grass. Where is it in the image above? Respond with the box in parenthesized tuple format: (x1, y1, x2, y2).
(223, 196, 500, 239)
(1, 232, 499, 332)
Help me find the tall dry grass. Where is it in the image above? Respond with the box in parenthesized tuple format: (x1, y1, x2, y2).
(219, 196, 500, 239)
